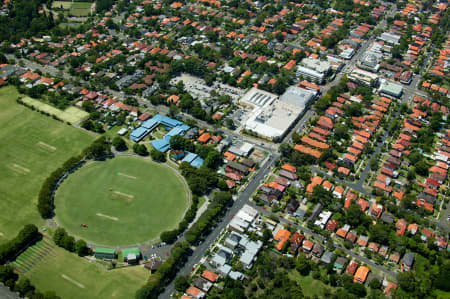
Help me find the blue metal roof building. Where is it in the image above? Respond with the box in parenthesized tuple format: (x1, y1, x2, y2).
(151, 137, 170, 152)
(181, 152, 203, 168)
(182, 152, 198, 163)
(130, 127, 149, 142)
(160, 115, 183, 128)
(191, 157, 204, 169)
(141, 118, 160, 130)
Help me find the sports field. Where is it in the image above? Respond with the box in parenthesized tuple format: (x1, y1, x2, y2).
(0, 86, 95, 243)
(13, 238, 148, 299)
(52, 1, 92, 16)
(21, 96, 89, 124)
(54, 156, 190, 246)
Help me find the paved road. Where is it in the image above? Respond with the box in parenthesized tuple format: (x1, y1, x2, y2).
(0, 284, 19, 299)
(249, 203, 398, 279)
(159, 154, 277, 299)
(310, 166, 372, 197)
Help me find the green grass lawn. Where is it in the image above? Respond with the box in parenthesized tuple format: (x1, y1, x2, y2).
(54, 156, 189, 246)
(288, 269, 334, 297)
(51, 1, 72, 9)
(0, 86, 95, 243)
(69, 2, 92, 16)
(15, 239, 148, 299)
(21, 96, 89, 124)
(52, 1, 92, 16)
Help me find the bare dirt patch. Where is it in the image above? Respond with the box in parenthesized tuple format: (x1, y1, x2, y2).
(96, 213, 119, 221)
(117, 172, 137, 179)
(9, 163, 31, 174)
(38, 141, 57, 151)
(110, 191, 134, 203)
(61, 274, 85, 289)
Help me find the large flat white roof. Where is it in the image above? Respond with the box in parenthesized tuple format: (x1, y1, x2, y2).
(279, 86, 315, 108)
(244, 99, 304, 138)
(240, 87, 278, 107)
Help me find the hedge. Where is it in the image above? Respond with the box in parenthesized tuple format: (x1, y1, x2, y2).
(159, 196, 199, 244)
(37, 137, 111, 218)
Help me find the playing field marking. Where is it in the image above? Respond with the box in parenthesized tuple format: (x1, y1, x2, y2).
(38, 141, 57, 151)
(96, 213, 119, 221)
(113, 191, 134, 199)
(117, 172, 137, 179)
(61, 274, 85, 289)
(9, 163, 31, 174)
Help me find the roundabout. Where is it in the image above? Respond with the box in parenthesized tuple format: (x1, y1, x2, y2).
(54, 156, 190, 247)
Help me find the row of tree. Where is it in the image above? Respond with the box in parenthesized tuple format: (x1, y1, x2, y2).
(184, 192, 233, 244)
(38, 137, 111, 218)
(53, 228, 88, 256)
(179, 162, 218, 195)
(160, 196, 200, 244)
(0, 264, 60, 299)
(136, 241, 191, 298)
(0, 224, 40, 264)
(136, 192, 233, 298)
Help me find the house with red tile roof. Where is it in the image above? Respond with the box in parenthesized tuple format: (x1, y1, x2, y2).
(346, 261, 358, 275)
(197, 132, 211, 143)
(202, 270, 219, 282)
(274, 229, 291, 251)
(333, 186, 345, 199)
(281, 163, 296, 173)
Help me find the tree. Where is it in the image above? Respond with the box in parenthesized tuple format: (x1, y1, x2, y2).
(292, 132, 302, 144)
(112, 136, 127, 151)
(14, 277, 34, 297)
(203, 150, 221, 170)
(295, 254, 311, 275)
(82, 101, 95, 113)
(160, 230, 178, 244)
(278, 143, 292, 157)
(150, 149, 165, 162)
(415, 160, 429, 176)
(53, 228, 67, 247)
(397, 271, 417, 293)
(348, 282, 367, 297)
(435, 262, 450, 291)
(369, 223, 389, 245)
(62, 235, 75, 252)
(75, 239, 88, 256)
(262, 229, 272, 244)
(133, 144, 149, 156)
(225, 118, 235, 130)
(174, 275, 189, 292)
(369, 278, 381, 289)
(345, 204, 370, 227)
(169, 135, 186, 151)
(0, 265, 17, 284)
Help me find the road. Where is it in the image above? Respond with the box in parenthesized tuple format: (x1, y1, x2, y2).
(249, 203, 398, 279)
(159, 154, 277, 299)
(310, 166, 372, 197)
(0, 284, 19, 299)
(282, 6, 396, 145)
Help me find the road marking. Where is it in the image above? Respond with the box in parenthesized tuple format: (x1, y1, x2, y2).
(61, 274, 85, 288)
(96, 213, 119, 221)
(117, 172, 137, 179)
